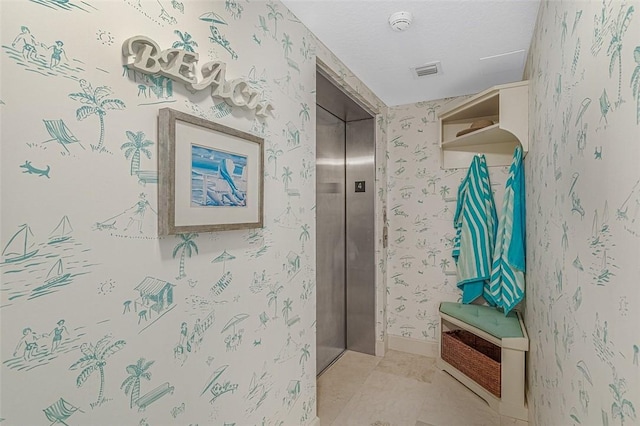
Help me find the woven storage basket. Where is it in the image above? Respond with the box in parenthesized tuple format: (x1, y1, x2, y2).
(441, 329, 502, 397)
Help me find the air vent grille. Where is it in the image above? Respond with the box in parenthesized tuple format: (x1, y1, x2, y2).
(413, 61, 442, 78)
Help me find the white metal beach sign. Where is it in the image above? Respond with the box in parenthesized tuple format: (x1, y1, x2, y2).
(122, 36, 275, 117)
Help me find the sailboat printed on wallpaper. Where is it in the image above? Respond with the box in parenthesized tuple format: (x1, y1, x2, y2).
(2, 224, 39, 264)
(48, 216, 73, 244)
(33, 259, 71, 294)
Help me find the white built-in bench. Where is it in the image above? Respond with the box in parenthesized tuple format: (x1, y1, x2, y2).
(436, 302, 529, 421)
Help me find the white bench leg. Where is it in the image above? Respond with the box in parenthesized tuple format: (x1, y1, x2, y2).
(499, 347, 527, 421)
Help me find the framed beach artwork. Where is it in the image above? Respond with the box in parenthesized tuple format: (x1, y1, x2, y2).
(158, 108, 264, 234)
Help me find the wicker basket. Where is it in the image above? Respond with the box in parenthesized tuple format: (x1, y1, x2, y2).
(441, 329, 501, 397)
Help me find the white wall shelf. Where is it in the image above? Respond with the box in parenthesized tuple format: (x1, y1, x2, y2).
(439, 80, 529, 169)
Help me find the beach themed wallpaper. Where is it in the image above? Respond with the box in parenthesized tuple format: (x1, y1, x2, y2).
(384, 100, 508, 344)
(524, 1, 640, 425)
(0, 0, 386, 423)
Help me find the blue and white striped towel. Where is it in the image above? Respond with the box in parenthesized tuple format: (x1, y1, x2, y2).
(452, 154, 498, 304)
(485, 146, 526, 314)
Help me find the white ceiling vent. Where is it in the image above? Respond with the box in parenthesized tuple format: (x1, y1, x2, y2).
(412, 62, 442, 79)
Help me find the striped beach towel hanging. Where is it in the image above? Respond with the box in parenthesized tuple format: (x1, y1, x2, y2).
(452, 154, 498, 304)
(485, 146, 526, 314)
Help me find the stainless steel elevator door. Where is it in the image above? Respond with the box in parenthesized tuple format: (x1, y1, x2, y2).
(316, 106, 346, 374)
(345, 118, 375, 355)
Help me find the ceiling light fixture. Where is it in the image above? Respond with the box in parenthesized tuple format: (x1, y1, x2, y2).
(389, 11, 412, 32)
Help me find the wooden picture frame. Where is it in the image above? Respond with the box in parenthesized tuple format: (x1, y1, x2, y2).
(158, 108, 264, 234)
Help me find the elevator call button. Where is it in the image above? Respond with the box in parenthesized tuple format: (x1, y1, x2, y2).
(355, 181, 365, 192)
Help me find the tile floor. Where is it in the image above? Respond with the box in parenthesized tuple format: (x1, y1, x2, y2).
(317, 350, 528, 426)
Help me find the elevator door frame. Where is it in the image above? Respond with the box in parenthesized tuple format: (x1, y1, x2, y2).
(316, 69, 376, 376)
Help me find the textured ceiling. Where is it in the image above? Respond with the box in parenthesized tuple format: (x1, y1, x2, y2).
(282, 0, 541, 106)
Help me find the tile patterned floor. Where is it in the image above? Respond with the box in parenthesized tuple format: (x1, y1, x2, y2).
(317, 350, 528, 426)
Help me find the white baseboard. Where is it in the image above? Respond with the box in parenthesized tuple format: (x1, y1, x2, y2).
(387, 334, 438, 358)
(309, 416, 321, 426)
(375, 338, 387, 357)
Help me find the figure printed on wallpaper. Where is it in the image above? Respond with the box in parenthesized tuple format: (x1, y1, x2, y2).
(571, 192, 585, 219)
(125, 0, 176, 27)
(257, 15, 271, 38)
(19, 160, 50, 178)
(201, 365, 238, 404)
(225, 0, 243, 20)
(172, 30, 198, 52)
(299, 224, 310, 253)
(42, 398, 84, 426)
(609, 368, 637, 426)
(68, 79, 126, 152)
(124, 193, 157, 234)
(607, 4, 635, 107)
(5, 26, 84, 78)
(175, 322, 188, 355)
(121, 358, 155, 409)
(69, 335, 126, 408)
(266, 1, 283, 39)
(267, 282, 284, 319)
(283, 380, 300, 410)
(221, 313, 248, 351)
(135, 382, 175, 412)
(1, 224, 38, 264)
(572, 255, 584, 288)
(600, 89, 612, 126)
(554, 73, 562, 106)
(49, 319, 69, 353)
(592, 313, 615, 364)
(274, 203, 300, 228)
(273, 71, 300, 99)
(631, 46, 640, 124)
(96, 29, 114, 46)
(123, 276, 176, 334)
(252, 34, 262, 45)
(173, 233, 198, 280)
(633, 345, 639, 366)
(572, 9, 583, 35)
(283, 251, 301, 280)
(390, 204, 408, 218)
(40, 119, 85, 154)
(266, 145, 284, 178)
(171, 0, 184, 13)
(258, 311, 269, 328)
(281, 298, 295, 324)
(185, 101, 232, 122)
(121, 131, 155, 184)
(13, 327, 42, 360)
(122, 65, 175, 105)
(284, 121, 300, 149)
(245, 363, 273, 414)
(11, 26, 38, 61)
(571, 39, 581, 76)
(97, 278, 116, 296)
(200, 12, 238, 59)
(171, 402, 186, 418)
(281, 33, 293, 59)
(575, 98, 591, 155)
(592, 0, 614, 55)
(42, 40, 68, 69)
(212, 270, 233, 296)
(300, 36, 313, 62)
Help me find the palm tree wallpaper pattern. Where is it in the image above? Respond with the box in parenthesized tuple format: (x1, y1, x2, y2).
(4, 0, 636, 424)
(0, 0, 328, 424)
